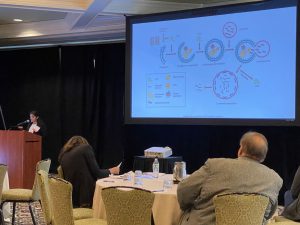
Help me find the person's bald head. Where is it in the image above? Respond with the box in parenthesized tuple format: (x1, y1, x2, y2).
(238, 131, 268, 163)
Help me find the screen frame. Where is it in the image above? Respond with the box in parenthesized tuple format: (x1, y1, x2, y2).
(125, 0, 300, 126)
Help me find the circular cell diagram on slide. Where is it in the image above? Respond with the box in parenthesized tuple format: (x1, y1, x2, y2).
(178, 42, 195, 63)
(213, 70, 238, 99)
(235, 40, 256, 63)
(254, 40, 270, 58)
(205, 39, 224, 62)
(223, 22, 237, 38)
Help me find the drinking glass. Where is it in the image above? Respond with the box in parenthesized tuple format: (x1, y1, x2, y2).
(163, 179, 173, 189)
(134, 170, 143, 185)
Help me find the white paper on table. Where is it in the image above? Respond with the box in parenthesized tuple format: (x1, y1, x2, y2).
(108, 174, 123, 179)
(142, 179, 164, 192)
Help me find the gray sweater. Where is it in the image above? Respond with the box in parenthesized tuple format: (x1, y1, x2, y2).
(177, 157, 283, 225)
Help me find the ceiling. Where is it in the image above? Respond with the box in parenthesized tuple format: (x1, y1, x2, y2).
(0, 0, 263, 49)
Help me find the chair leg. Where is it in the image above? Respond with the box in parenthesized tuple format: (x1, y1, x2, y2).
(151, 213, 155, 225)
(0, 203, 3, 225)
(28, 203, 37, 225)
(0, 209, 5, 225)
(12, 202, 16, 225)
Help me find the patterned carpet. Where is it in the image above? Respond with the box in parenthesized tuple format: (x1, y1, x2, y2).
(6, 201, 45, 225)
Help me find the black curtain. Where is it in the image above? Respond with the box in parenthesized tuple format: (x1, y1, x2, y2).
(0, 43, 299, 204)
(0, 44, 125, 172)
(59, 44, 125, 168)
(0, 47, 61, 165)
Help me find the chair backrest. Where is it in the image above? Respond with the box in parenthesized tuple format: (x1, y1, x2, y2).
(0, 164, 6, 225)
(0, 164, 7, 200)
(102, 186, 155, 225)
(37, 170, 52, 225)
(57, 166, 64, 179)
(213, 193, 269, 225)
(48, 176, 75, 225)
(32, 158, 51, 200)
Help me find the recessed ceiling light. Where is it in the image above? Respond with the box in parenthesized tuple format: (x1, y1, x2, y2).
(17, 30, 43, 38)
(13, 19, 23, 22)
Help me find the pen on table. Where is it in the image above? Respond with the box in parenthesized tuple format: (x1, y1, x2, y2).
(152, 189, 164, 192)
(103, 180, 115, 183)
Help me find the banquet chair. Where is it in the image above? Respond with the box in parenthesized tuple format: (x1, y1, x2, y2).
(0, 165, 7, 225)
(0, 209, 4, 225)
(213, 192, 269, 225)
(0, 159, 51, 225)
(48, 176, 107, 225)
(57, 166, 64, 179)
(269, 216, 300, 224)
(37, 170, 93, 224)
(101, 186, 155, 225)
(0, 164, 7, 199)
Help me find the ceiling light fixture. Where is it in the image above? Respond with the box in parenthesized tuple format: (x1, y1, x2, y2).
(13, 19, 23, 22)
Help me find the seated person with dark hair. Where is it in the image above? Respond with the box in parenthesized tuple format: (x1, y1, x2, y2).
(58, 135, 119, 207)
(177, 131, 283, 225)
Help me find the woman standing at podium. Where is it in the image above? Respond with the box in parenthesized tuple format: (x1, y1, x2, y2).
(26, 110, 46, 137)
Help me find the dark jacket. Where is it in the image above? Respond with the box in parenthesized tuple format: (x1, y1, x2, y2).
(282, 166, 300, 221)
(60, 144, 110, 207)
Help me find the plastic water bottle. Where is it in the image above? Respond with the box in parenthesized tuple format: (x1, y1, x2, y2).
(152, 157, 159, 178)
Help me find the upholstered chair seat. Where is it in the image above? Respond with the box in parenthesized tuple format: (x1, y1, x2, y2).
(74, 218, 105, 225)
(72, 208, 93, 220)
(44, 173, 107, 225)
(270, 221, 300, 225)
(268, 216, 300, 224)
(56, 165, 93, 220)
(1, 159, 51, 225)
(274, 216, 300, 222)
(2, 189, 32, 201)
(37, 170, 94, 224)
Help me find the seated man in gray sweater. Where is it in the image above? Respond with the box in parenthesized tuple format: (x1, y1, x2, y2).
(177, 131, 283, 225)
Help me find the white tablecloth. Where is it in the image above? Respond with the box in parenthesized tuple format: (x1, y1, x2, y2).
(92, 173, 182, 225)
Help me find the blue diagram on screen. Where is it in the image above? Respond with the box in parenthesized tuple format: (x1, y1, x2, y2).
(146, 73, 186, 107)
(235, 40, 256, 63)
(131, 6, 296, 119)
(178, 42, 195, 63)
(213, 71, 238, 99)
(205, 39, 225, 62)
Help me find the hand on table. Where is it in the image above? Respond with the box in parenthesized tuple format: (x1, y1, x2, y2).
(109, 166, 120, 175)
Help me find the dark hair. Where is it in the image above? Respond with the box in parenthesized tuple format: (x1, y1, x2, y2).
(58, 136, 89, 162)
(30, 110, 40, 117)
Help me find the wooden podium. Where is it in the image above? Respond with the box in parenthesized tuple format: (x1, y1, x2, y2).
(0, 130, 41, 189)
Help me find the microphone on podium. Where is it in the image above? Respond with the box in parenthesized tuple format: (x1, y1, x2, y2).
(17, 120, 30, 126)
